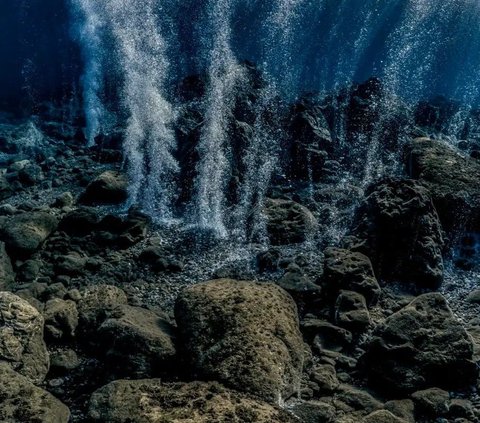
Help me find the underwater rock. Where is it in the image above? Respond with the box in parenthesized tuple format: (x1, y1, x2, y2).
(97, 305, 176, 378)
(175, 279, 305, 402)
(0, 363, 70, 423)
(1, 211, 58, 258)
(80, 170, 128, 205)
(58, 207, 99, 236)
(88, 380, 296, 423)
(363, 410, 408, 423)
(0, 241, 14, 290)
(334, 290, 371, 332)
(411, 387, 450, 417)
(289, 401, 336, 423)
(0, 291, 50, 384)
(43, 298, 79, 341)
(264, 198, 318, 245)
(287, 99, 332, 182)
(323, 247, 380, 306)
(347, 178, 444, 289)
(363, 293, 477, 394)
(277, 266, 322, 309)
(406, 137, 480, 233)
(77, 285, 128, 338)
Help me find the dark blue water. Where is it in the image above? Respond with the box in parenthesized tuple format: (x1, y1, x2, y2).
(2, 1, 480, 111)
(0, 0, 81, 113)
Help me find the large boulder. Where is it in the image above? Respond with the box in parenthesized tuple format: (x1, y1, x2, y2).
(347, 179, 444, 289)
(80, 170, 128, 205)
(77, 285, 128, 336)
(175, 279, 305, 402)
(363, 293, 477, 394)
(334, 290, 371, 332)
(0, 211, 58, 258)
(97, 305, 176, 377)
(88, 380, 296, 423)
(323, 247, 380, 305)
(0, 363, 70, 423)
(406, 138, 480, 232)
(43, 298, 79, 341)
(264, 198, 318, 245)
(0, 292, 49, 383)
(0, 242, 14, 290)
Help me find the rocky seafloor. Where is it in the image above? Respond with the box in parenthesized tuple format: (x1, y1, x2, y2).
(1, 75, 480, 422)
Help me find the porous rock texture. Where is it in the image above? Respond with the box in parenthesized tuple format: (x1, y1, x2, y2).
(0, 211, 58, 258)
(0, 291, 49, 383)
(363, 293, 477, 394)
(406, 137, 480, 232)
(97, 304, 176, 378)
(264, 198, 318, 245)
(175, 278, 305, 402)
(0, 363, 70, 423)
(347, 178, 444, 289)
(89, 380, 296, 423)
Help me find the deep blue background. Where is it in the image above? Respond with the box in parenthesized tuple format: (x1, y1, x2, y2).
(0, 0, 80, 113)
(1, 0, 479, 114)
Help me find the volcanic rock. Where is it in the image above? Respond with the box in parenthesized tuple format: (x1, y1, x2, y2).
(77, 285, 128, 337)
(0, 363, 70, 423)
(80, 170, 128, 205)
(88, 380, 296, 423)
(0, 291, 49, 383)
(406, 137, 480, 232)
(97, 304, 176, 378)
(323, 247, 380, 305)
(334, 290, 371, 332)
(175, 279, 305, 402)
(1, 211, 58, 258)
(347, 178, 444, 289)
(264, 198, 318, 245)
(0, 242, 14, 290)
(363, 293, 477, 394)
(43, 298, 79, 340)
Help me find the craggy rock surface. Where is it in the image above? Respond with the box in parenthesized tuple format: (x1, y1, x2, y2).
(323, 247, 381, 305)
(0, 291, 49, 383)
(88, 380, 296, 423)
(363, 293, 477, 394)
(264, 198, 318, 245)
(406, 137, 480, 232)
(1, 211, 58, 258)
(0, 363, 70, 423)
(97, 304, 176, 378)
(347, 179, 445, 289)
(175, 279, 305, 402)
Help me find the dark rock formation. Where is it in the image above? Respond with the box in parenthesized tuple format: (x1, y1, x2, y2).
(43, 298, 79, 341)
(175, 279, 305, 402)
(406, 137, 480, 233)
(77, 285, 128, 337)
(88, 380, 296, 423)
(80, 170, 128, 205)
(0, 292, 50, 384)
(97, 305, 176, 378)
(323, 247, 381, 305)
(0, 363, 70, 423)
(347, 179, 444, 289)
(362, 293, 477, 394)
(264, 198, 318, 245)
(334, 290, 371, 332)
(0, 242, 14, 290)
(1, 211, 58, 258)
